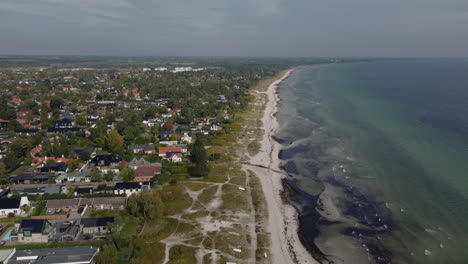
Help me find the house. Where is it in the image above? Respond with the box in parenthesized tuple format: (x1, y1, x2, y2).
(0, 120, 8, 130)
(0, 197, 30, 217)
(181, 133, 192, 144)
(114, 182, 150, 197)
(158, 146, 182, 157)
(86, 115, 99, 123)
(55, 119, 74, 128)
(7, 246, 99, 264)
(56, 170, 92, 183)
(174, 144, 188, 153)
(44, 185, 63, 195)
(46, 197, 127, 213)
(10, 188, 45, 196)
(0, 248, 15, 263)
(47, 127, 80, 133)
(15, 219, 54, 243)
(40, 162, 67, 173)
(127, 156, 160, 169)
(210, 124, 222, 131)
(128, 144, 155, 154)
(73, 147, 96, 158)
(81, 217, 114, 235)
(10, 97, 21, 105)
(166, 152, 183, 162)
(74, 187, 93, 196)
(14, 128, 39, 135)
(134, 165, 161, 182)
(13, 173, 53, 184)
(90, 154, 121, 167)
(29, 144, 42, 157)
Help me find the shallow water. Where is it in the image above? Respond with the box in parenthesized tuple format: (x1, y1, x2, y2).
(277, 60, 468, 264)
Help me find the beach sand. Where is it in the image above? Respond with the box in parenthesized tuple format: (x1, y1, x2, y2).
(244, 69, 319, 264)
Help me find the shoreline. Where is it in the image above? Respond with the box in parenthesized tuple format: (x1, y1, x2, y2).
(244, 67, 319, 264)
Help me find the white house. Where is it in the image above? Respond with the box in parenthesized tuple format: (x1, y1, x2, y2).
(0, 197, 30, 217)
(181, 133, 192, 144)
(113, 182, 150, 197)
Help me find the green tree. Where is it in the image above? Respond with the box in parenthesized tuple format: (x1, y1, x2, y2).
(119, 168, 135, 182)
(76, 114, 87, 126)
(128, 190, 164, 220)
(104, 171, 115, 181)
(0, 162, 9, 184)
(3, 153, 21, 172)
(91, 169, 103, 182)
(105, 130, 124, 154)
(96, 244, 117, 264)
(191, 138, 209, 177)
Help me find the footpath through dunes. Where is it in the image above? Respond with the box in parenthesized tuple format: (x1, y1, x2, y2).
(129, 70, 294, 264)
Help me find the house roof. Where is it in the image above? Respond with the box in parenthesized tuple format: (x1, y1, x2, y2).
(46, 197, 127, 209)
(90, 154, 121, 167)
(114, 182, 142, 190)
(135, 166, 161, 177)
(128, 157, 160, 168)
(75, 187, 93, 194)
(158, 146, 182, 155)
(19, 219, 50, 234)
(14, 172, 51, 181)
(0, 198, 21, 210)
(81, 217, 114, 228)
(44, 185, 62, 194)
(8, 246, 99, 264)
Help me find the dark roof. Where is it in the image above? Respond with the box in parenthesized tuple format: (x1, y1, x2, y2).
(40, 162, 67, 172)
(114, 182, 141, 190)
(14, 172, 51, 181)
(47, 127, 80, 133)
(0, 198, 21, 209)
(90, 154, 121, 167)
(15, 129, 39, 134)
(81, 217, 114, 228)
(19, 219, 49, 234)
(73, 148, 95, 156)
(75, 187, 93, 195)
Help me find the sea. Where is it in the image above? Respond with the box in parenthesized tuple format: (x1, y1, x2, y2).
(276, 59, 468, 264)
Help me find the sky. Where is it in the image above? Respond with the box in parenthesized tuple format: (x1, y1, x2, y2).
(1, 0, 468, 57)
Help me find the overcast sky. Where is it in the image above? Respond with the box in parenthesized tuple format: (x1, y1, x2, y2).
(1, 0, 467, 57)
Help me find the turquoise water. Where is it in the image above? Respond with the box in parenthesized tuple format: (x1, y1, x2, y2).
(2, 230, 11, 241)
(277, 60, 468, 263)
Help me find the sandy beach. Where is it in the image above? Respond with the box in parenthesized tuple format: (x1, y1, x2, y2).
(244, 68, 319, 264)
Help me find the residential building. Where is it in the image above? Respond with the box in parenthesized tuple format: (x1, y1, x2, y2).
(114, 182, 150, 197)
(74, 187, 93, 196)
(15, 219, 54, 244)
(40, 162, 67, 173)
(7, 246, 99, 264)
(90, 154, 121, 167)
(0, 197, 30, 217)
(158, 146, 182, 157)
(13, 173, 53, 184)
(45, 197, 127, 213)
(56, 170, 92, 183)
(134, 165, 161, 182)
(81, 217, 114, 235)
